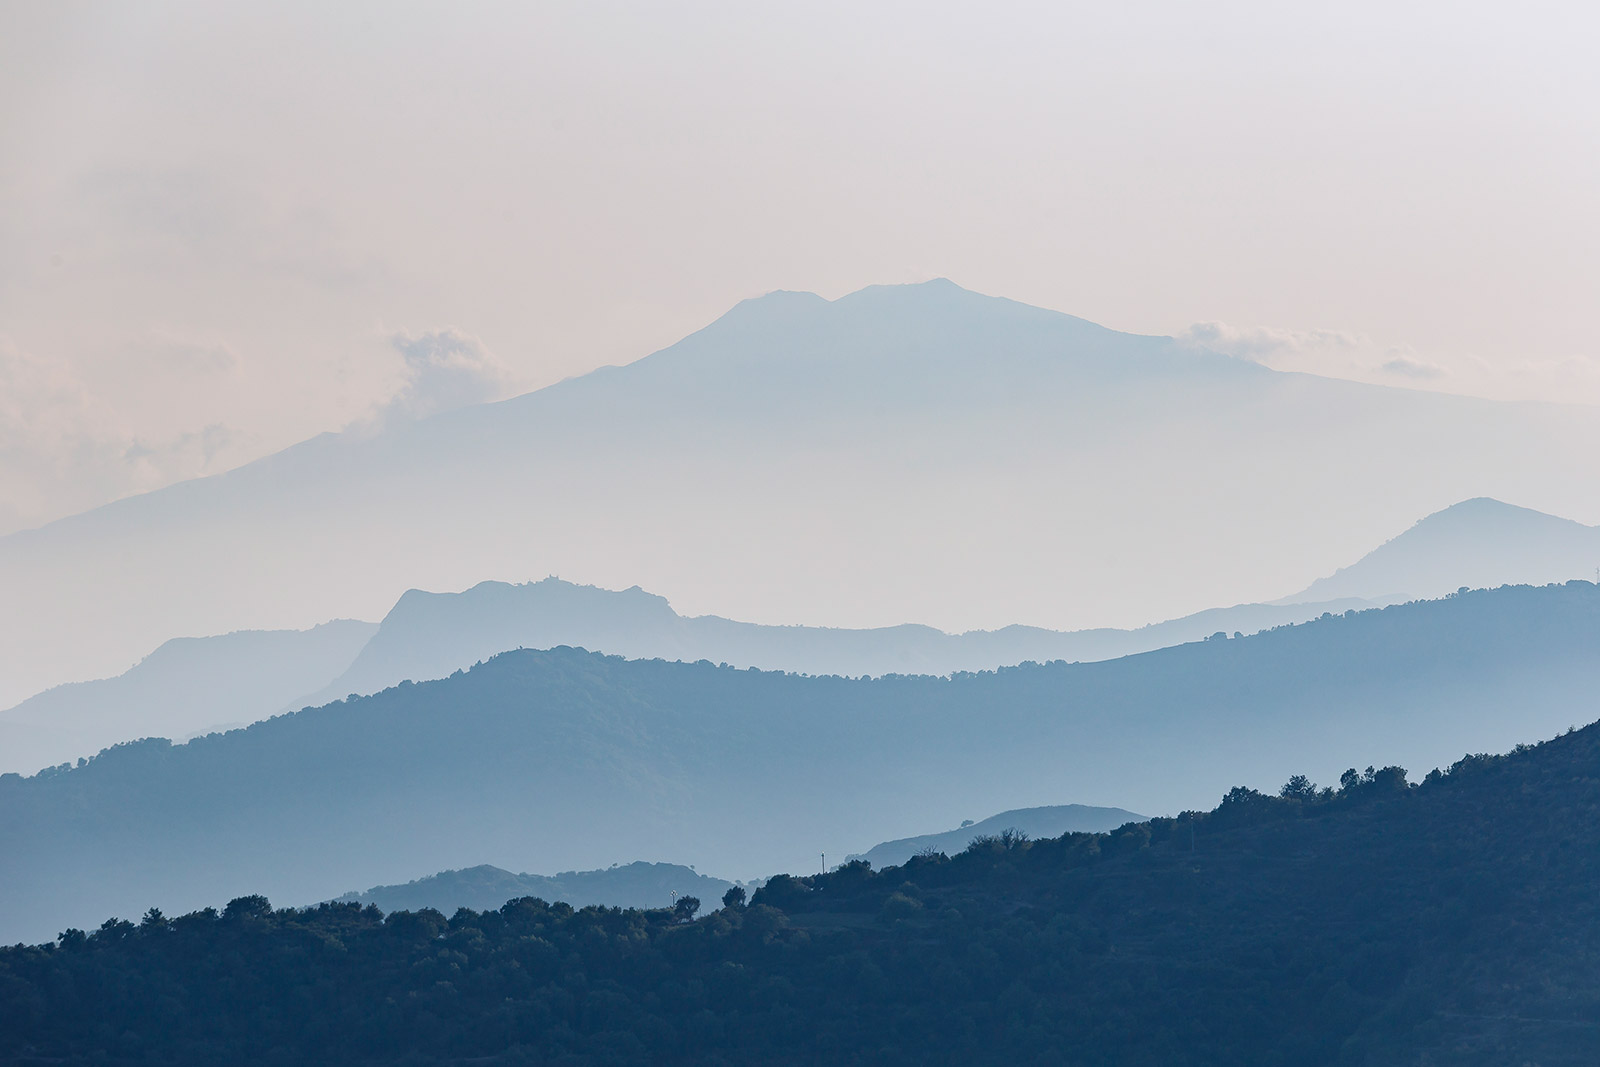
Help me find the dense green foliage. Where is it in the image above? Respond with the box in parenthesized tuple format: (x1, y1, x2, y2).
(6, 718, 1600, 1065)
(338, 862, 735, 915)
(848, 803, 1145, 868)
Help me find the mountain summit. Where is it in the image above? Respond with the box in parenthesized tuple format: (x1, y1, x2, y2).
(5, 281, 1600, 705)
(1290, 498, 1600, 603)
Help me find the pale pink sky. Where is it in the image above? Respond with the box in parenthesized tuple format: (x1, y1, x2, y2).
(2, 1, 1598, 534)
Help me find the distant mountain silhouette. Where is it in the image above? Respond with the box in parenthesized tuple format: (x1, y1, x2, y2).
(1288, 497, 1600, 603)
(0, 621, 375, 775)
(846, 804, 1145, 869)
(0, 576, 1380, 773)
(334, 861, 734, 915)
(302, 576, 1385, 707)
(4, 580, 1597, 944)
(8, 280, 1600, 708)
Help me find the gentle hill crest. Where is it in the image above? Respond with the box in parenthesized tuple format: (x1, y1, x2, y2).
(846, 804, 1146, 870)
(333, 861, 735, 916)
(0, 621, 376, 776)
(0, 571, 1386, 777)
(1289, 497, 1600, 603)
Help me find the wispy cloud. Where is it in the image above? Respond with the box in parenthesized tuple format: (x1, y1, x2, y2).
(1179, 321, 1366, 365)
(0, 320, 526, 533)
(1379, 355, 1444, 379)
(1180, 319, 1600, 407)
(0, 338, 247, 534)
(381, 328, 518, 420)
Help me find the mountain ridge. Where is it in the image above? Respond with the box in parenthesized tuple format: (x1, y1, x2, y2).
(333, 861, 736, 915)
(4, 580, 1597, 944)
(0, 620, 376, 776)
(302, 575, 1389, 708)
(1290, 497, 1600, 603)
(845, 804, 1147, 869)
(9, 491, 1593, 777)
(8, 279, 1600, 708)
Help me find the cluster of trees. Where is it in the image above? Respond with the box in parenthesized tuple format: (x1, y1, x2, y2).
(5, 718, 1600, 1064)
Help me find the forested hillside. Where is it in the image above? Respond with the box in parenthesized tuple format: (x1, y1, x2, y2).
(3, 581, 1598, 944)
(336, 862, 734, 915)
(847, 804, 1145, 870)
(5, 717, 1599, 1064)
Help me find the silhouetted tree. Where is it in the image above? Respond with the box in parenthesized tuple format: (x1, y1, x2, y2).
(6, 721, 1600, 1066)
(749, 873, 809, 910)
(721, 886, 746, 910)
(223, 895, 272, 922)
(999, 827, 1030, 849)
(1280, 774, 1318, 800)
(673, 895, 700, 922)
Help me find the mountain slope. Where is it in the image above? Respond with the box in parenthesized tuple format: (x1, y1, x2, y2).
(8, 715, 1600, 1063)
(1291, 497, 1600, 603)
(334, 861, 734, 915)
(3, 580, 1597, 944)
(7, 280, 1600, 707)
(307, 576, 1383, 705)
(845, 804, 1146, 869)
(0, 574, 1378, 776)
(0, 620, 376, 775)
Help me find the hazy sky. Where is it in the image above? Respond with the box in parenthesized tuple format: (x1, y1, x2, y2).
(3, 1, 1598, 535)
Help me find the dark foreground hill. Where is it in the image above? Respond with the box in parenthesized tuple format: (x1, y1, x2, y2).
(3, 581, 1599, 944)
(6, 720, 1600, 1065)
(334, 861, 735, 915)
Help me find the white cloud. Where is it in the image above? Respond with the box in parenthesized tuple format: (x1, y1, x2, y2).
(1180, 320, 1600, 407)
(0, 322, 522, 534)
(0, 339, 248, 534)
(0, 341, 117, 521)
(1178, 321, 1367, 365)
(1379, 354, 1444, 379)
(381, 328, 518, 420)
